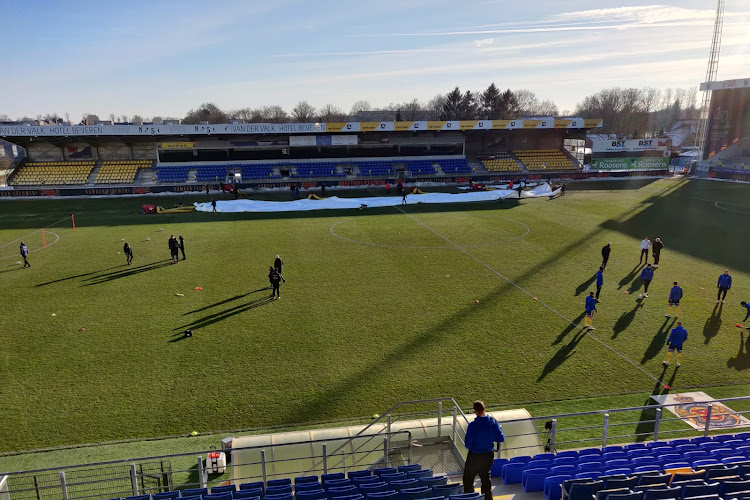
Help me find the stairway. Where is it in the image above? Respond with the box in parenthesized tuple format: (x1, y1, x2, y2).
(87, 164, 102, 184)
(187, 168, 198, 183)
(388, 437, 464, 476)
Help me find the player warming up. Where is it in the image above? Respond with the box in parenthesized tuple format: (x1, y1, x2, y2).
(639, 236, 651, 265)
(664, 321, 688, 367)
(268, 266, 282, 300)
(584, 291, 597, 330)
(123, 242, 133, 265)
(741, 301, 750, 324)
(717, 270, 732, 304)
(601, 243, 611, 269)
(20, 242, 30, 268)
(595, 267, 604, 302)
(640, 264, 654, 297)
(666, 281, 682, 318)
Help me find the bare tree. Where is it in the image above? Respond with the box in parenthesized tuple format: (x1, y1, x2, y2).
(292, 101, 316, 122)
(82, 113, 100, 125)
(317, 104, 347, 122)
(131, 114, 144, 124)
(350, 100, 371, 116)
(109, 113, 116, 123)
(182, 103, 227, 124)
(425, 94, 446, 120)
(260, 105, 288, 123)
(152, 116, 163, 125)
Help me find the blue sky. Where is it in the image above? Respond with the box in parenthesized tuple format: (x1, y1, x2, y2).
(3, 0, 750, 120)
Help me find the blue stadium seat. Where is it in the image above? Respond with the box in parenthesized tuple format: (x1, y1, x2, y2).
(682, 483, 720, 499)
(367, 492, 398, 500)
(204, 493, 232, 500)
(359, 483, 388, 498)
(125, 496, 150, 500)
(389, 480, 418, 493)
(267, 479, 292, 488)
(419, 477, 447, 488)
(297, 491, 326, 500)
(642, 487, 680, 500)
(373, 469, 397, 478)
(265, 486, 291, 496)
(400, 486, 431, 500)
(543, 474, 573, 500)
(567, 481, 605, 500)
(349, 471, 372, 480)
(607, 493, 642, 500)
(154, 493, 179, 500)
(447, 494, 481, 500)
(353, 477, 381, 487)
(490, 459, 508, 477)
(406, 471, 432, 481)
(234, 493, 261, 500)
(327, 486, 358, 500)
(325, 479, 352, 490)
(381, 474, 407, 484)
(297, 483, 324, 493)
(431, 484, 461, 499)
(212, 485, 236, 494)
(264, 494, 292, 500)
(523, 468, 550, 492)
(184, 488, 209, 497)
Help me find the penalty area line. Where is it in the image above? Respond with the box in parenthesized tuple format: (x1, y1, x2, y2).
(392, 205, 663, 386)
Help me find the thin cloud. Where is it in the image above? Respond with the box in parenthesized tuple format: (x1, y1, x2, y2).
(474, 38, 494, 47)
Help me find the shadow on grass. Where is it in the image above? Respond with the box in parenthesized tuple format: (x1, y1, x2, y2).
(538, 328, 589, 382)
(174, 294, 274, 333)
(641, 317, 675, 364)
(183, 287, 271, 316)
(727, 331, 750, 371)
(82, 260, 173, 286)
(35, 265, 125, 287)
(0, 266, 22, 274)
(703, 303, 723, 345)
(575, 274, 597, 296)
(553, 312, 586, 346)
(633, 365, 677, 441)
(612, 299, 645, 339)
(618, 264, 643, 290)
(626, 277, 644, 296)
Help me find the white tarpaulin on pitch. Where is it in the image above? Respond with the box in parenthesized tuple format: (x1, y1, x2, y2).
(195, 184, 560, 213)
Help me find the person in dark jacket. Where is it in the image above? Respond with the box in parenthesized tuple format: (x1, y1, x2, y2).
(666, 281, 683, 318)
(652, 238, 664, 267)
(640, 264, 654, 297)
(179, 236, 186, 261)
(463, 400, 504, 500)
(123, 242, 133, 265)
(601, 243, 611, 269)
(742, 301, 750, 323)
(211, 199, 217, 212)
(517, 184, 523, 199)
(584, 291, 597, 330)
(268, 266, 281, 299)
(664, 321, 688, 366)
(168, 235, 179, 264)
(717, 270, 732, 304)
(595, 267, 604, 302)
(20, 242, 30, 268)
(274, 255, 286, 283)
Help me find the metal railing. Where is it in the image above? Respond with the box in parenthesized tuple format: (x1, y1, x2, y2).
(1, 431, 412, 500)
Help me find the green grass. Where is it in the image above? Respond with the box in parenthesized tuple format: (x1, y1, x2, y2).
(2, 178, 750, 460)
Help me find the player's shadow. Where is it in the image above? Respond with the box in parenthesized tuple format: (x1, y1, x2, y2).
(553, 312, 586, 345)
(703, 303, 723, 344)
(626, 278, 644, 295)
(633, 365, 676, 441)
(182, 287, 271, 316)
(612, 300, 644, 338)
(727, 331, 750, 370)
(538, 329, 588, 381)
(0, 266, 22, 274)
(173, 294, 274, 333)
(35, 265, 125, 286)
(82, 260, 172, 286)
(641, 317, 675, 364)
(575, 274, 597, 296)
(618, 264, 642, 290)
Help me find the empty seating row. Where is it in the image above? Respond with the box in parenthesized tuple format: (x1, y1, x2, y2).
(11, 161, 95, 186)
(514, 150, 577, 171)
(481, 155, 522, 172)
(96, 160, 152, 184)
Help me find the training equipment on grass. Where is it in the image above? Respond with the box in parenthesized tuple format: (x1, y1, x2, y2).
(624, 291, 629, 294)
(533, 297, 538, 301)
(738, 324, 745, 328)
(16, 261, 21, 265)
(474, 300, 479, 303)
(175, 293, 185, 297)
(79, 327, 85, 331)
(194, 287, 203, 290)
(191, 431, 198, 436)
(638, 294, 643, 299)
(51, 314, 56, 317)
(159, 228, 163, 231)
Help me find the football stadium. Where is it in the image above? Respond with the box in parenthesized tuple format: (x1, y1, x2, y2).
(3, 2, 750, 500)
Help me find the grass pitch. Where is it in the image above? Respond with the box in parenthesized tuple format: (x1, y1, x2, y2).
(1, 178, 750, 454)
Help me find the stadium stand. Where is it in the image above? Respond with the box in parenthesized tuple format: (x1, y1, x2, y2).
(514, 150, 578, 171)
(155, 165, 190, 183)
(95, 160, 152, 184)
(481, 154, 522, 172)
(712, 157, 750, 172)
(291, 162, 345, 178)
(10, 161, 96, 186)
(497, 431, 750, 500)
(241, 164, 280, 179)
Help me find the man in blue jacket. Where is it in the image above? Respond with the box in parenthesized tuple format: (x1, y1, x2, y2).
(595, 267, 604, 302)
(664, 321, 688, 366)
(666, 281, 683, 318)
(463, 400, 504, 500)
(741, 301, 750, 323)
(584, 291, 597, 330)
(717, 270, 732, 304)
(640, 264, 654, 297)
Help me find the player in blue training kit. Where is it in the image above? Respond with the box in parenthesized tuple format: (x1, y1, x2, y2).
(717, 270, 732, 304)
(584, 291, 597, 330)
(640, 264, 654, 297)
(595, 267, 604, 302)
(666, 281, 683, 318)
(742, 301, 750, 323)
(463, 400, 504, 500)
(664, 321, 688, 366)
